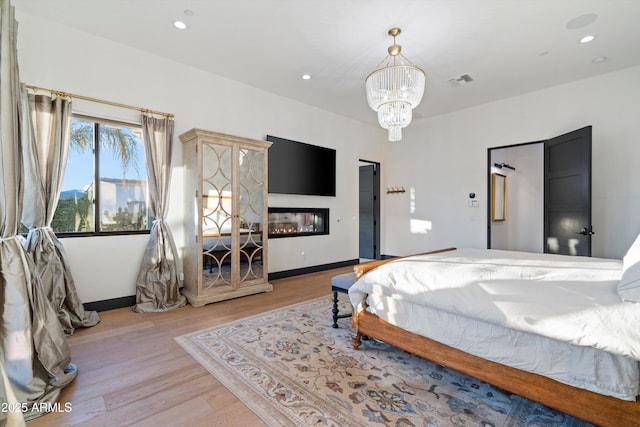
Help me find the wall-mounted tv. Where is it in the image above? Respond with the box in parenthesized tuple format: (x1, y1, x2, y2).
(266, 135, 336, 197)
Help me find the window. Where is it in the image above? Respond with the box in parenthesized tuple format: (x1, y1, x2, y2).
(52, 116, 150, 235)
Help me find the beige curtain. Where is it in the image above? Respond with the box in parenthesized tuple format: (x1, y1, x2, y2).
(134, 115, 186, 312)
(1, 0, 76, 421)
(21, 92, 100, 335)
(0, 362, 26, 427)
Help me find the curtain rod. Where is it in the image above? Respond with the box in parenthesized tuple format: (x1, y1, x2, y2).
(25, 84, 174, 118)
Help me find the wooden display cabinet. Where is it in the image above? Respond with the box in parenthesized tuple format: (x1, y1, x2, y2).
(179, 128, 272, 306)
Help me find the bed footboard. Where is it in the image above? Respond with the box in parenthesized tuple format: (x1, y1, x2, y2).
(351, 308, 639, 427)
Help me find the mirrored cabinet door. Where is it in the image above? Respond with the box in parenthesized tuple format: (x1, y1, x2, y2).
(201, 142, 233, 288)
(238, 147, 265, 284)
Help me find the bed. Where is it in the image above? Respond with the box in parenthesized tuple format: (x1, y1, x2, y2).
(348, 245, 640, 426)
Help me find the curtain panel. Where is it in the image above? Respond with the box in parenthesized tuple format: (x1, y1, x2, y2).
(1, 0, 77, 421)
(0, 361, 25, 426)
(134, 115, 186, 312)
(21, 91, 100, 335)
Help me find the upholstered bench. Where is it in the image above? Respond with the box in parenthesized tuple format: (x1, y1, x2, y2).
(331, 272, 356, 328)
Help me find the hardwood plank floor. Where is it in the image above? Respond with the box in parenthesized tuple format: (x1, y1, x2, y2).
(26, 266, 354, 427)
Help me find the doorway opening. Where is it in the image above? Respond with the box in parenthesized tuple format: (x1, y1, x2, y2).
(359, 160, 380, 261)
(487, 126, 592, 256)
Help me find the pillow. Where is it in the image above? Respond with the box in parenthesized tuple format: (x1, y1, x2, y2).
(617, 233, 640, 302)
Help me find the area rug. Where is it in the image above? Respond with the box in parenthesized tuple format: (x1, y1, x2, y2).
(175, 297, 591, 427)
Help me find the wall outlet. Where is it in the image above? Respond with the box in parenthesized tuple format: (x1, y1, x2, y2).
(468, 200, 479, 207)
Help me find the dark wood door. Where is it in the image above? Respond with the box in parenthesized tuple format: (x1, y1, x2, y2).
(359, 164, 379, 259)
(544, 126, 592, 256)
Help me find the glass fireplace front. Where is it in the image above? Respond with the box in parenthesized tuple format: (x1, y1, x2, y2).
(268, 208, 329, 238)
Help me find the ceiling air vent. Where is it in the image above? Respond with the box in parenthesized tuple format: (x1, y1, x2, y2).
(448, 74, 474, 86)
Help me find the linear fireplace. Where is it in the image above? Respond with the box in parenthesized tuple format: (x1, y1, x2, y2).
(268, 208, 329, 238)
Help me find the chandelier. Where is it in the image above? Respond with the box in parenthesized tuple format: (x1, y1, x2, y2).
(365, 28, 425, 142)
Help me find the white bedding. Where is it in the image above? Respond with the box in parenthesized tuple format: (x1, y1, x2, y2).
(349, 248, 640, 399)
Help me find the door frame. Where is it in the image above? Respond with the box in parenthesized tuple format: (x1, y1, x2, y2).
(359, 159, 381, 260)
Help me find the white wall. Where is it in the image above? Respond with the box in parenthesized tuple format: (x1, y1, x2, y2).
(385, 65, 640, 259)
(16, 10, 390, 303)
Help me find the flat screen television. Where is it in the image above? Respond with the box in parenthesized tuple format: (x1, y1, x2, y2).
(266, 135, 336, 197)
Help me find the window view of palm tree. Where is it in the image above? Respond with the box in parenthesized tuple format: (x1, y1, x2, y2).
(52, 116, 149, 234)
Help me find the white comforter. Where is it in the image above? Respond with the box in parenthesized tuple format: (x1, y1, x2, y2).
(349, 248, 640, 361)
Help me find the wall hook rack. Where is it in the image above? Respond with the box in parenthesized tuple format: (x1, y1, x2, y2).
(386, 186, 406, 194)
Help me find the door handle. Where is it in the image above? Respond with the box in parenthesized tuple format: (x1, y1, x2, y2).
(576, 226, 595, 236)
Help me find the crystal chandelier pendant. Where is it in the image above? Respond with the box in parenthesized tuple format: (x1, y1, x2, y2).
(365, 28, 425, 142)
(377, 100, 412, 141)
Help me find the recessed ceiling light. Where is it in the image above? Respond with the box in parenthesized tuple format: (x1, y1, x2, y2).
(592, 56, 607, 64)
(173, 20, 188, 30)
(183, 9, 194, 17)
(579, 35, 596, 44)
(301, 74, 312, 80)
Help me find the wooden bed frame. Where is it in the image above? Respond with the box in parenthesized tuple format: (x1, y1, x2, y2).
(350, 248, 640, 427)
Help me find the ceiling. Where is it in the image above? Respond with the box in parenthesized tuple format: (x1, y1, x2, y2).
(12, 0, 640, 125)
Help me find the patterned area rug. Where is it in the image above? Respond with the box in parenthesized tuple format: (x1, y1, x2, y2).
(175, 297, 591, 427)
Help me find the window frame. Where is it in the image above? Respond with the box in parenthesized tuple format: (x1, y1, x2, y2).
(55, 114, 151, 238)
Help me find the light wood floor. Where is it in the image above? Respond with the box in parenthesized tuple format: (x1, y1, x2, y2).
(26, 266, 354, 427)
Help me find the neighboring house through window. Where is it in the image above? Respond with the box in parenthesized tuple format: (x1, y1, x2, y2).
(53, 115, 150, 235)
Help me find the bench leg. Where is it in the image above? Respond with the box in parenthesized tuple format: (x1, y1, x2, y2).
(332, 291, 340, 328)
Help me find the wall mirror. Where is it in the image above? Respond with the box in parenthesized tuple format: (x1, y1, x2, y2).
(492, 173, 506, 221)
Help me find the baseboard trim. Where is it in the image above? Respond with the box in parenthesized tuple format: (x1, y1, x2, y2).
(268, 259, 359, 281)
(84, 295, 135, 312)
(85, 259, 361, 312)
